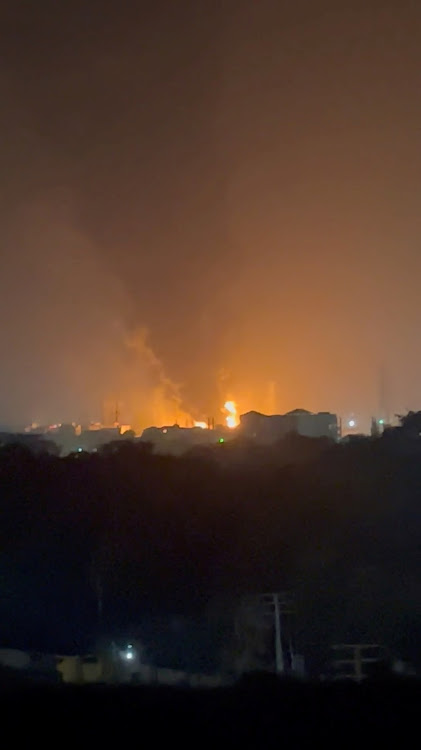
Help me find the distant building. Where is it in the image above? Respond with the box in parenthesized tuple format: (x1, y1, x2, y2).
(44, 424, 77, 454)
(47, 424, 135, 454)
(0, 432, 59, 455)
(239, 408, 339, 444)
(140, 424, 230, 454)
(77, 427, 122, 452)
(21, 423, 135, 455)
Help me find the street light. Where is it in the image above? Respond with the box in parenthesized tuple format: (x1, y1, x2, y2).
(120, 644, 135, 661)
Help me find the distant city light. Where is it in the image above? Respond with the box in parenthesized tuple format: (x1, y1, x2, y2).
(77, 447, 83, 452)
(119, 643, 135, 661)
(348, 419, 356, 428)
(379, 419, 384, 425)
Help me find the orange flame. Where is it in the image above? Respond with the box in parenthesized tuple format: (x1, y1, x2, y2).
(223, 400, 239, 429)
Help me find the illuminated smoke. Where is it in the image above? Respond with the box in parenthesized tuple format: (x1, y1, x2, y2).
(0, 194, 193, 431)
(121, 327, 193, 430)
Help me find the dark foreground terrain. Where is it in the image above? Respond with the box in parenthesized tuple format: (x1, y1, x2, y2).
(1, 672, 419, 745)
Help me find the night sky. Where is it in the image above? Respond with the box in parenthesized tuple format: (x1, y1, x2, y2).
(1, 1, 421, 431)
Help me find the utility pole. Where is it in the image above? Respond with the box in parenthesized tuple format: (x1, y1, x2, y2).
(273, 592, 284, 674)
(96, 573, 103, 627)
(234, 592, 300, 677)
(379, 365, 389, 425)
(257, 592, 295, 674)
(331, 644, 389, 682)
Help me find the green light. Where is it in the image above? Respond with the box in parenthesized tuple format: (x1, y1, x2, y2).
(379, 419, 384, 425)
(218, 438, 224, 443)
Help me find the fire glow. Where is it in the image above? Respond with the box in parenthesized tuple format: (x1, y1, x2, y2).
(224, 400, 239, 429)
(193, 401, 240, 430)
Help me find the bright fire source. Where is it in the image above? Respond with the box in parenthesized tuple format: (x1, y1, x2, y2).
(224, 400, 239, 429)
(193, 421, 208, 429)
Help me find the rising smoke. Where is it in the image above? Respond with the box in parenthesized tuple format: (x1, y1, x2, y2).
(0, 194, 191, 431)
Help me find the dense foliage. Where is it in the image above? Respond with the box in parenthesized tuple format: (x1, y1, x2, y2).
(0, 429, 420, 671)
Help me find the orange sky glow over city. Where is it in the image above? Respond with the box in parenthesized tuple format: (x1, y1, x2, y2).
(1, 3, 421, 434)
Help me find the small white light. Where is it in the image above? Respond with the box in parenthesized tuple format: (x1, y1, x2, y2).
(125, 651, 134, 660)
(77, 447, 83, 452)
(348, 419, 355, 428)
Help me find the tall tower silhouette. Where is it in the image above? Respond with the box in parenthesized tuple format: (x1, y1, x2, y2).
(379, 365, 389, 425)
